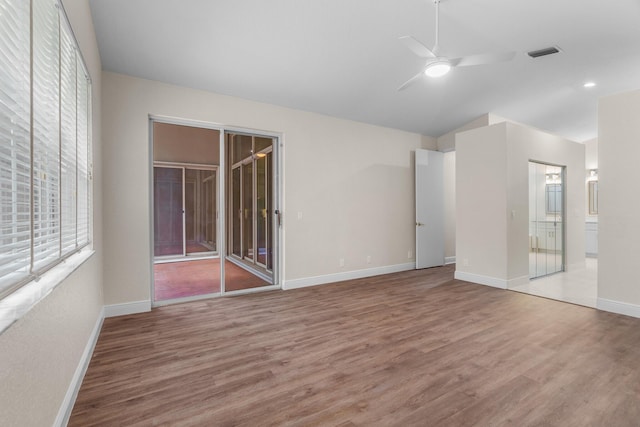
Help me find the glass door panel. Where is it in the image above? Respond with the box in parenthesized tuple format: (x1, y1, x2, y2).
(243, 162, 253, 261)
(184, 169, 216, 255)
(266, 152, 273, 271)
(154, 167, 184, 257)
(202, 171, 216, 251)
(232, 166, 241, 257)
(224, 132, 275, 292)
(256, 155, 267, 266)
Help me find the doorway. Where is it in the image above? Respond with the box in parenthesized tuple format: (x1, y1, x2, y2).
(528, 161, 565, 279)
(150, 120, 281, 305)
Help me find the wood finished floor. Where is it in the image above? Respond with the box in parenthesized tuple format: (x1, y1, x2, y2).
(70, 265, 640, 426)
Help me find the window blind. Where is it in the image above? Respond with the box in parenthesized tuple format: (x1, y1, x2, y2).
(76, 58, 89, 246)
(0, 0, 32, 293)
(32, 0, 61, 271)
(0, 0, 92, 300)
(59, 19, 77, 255)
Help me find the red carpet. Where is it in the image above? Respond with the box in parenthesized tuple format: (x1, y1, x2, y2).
(154, 258, 270, 301)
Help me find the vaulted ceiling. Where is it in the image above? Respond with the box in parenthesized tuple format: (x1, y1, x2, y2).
(89, 0, 640, 142)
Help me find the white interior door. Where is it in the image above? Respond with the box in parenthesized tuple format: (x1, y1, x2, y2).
(415, 149, 445, 269)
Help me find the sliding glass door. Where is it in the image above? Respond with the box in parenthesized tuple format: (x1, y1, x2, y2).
(151, 120, 280, 305)
(225, 133, 274, 291)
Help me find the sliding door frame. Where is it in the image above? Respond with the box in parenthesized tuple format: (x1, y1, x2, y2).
(149, 116, 284, 306)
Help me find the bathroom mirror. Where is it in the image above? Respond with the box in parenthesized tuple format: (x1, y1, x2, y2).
(589, 181, 598, 215)
(546, 184, 562, 214)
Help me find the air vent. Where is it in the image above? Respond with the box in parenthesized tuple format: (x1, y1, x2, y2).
(528, 46, 561, 58)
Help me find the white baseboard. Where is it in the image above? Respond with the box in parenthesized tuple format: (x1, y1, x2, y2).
(104, 300, 151, 318)
(454, 271, 507, 289)
(445, 256, 456, 265)
(597, 298, 640, 319)
(54, 307, 105, 427)
(283, 262, 416, 290)
(506, 275, 530, 288)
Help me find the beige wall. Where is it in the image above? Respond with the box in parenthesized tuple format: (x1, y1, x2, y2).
(0, 1, 104, 426)
(456, 124, 509, 280)
(102, 71, 435, 304)
(456, 122, 585, 286)
(437, 113, 510, 260)
(505, 123, 585, 279)
(598, 89, 640, 308)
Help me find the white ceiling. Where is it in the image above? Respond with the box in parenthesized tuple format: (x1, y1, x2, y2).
(89, 0, 640, 142)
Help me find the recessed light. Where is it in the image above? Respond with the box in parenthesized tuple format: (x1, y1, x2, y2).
(583, 82, 596, 88)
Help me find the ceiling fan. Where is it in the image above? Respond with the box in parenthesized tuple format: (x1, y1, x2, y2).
(398, 0, 516, 90)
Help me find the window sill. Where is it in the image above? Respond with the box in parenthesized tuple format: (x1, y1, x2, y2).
(0, 247, 95, 335)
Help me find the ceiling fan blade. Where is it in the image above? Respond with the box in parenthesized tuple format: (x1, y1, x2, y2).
(399, 36, 436, 59)
(450, 51, 516, 67)
(398, 70, 426, 91)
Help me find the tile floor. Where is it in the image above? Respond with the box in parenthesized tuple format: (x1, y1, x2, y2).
(510, 257, 597, 308)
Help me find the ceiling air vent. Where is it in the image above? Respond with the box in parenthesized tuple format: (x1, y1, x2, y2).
(528, 46, 561, 58)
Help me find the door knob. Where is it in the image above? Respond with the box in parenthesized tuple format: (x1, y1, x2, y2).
(416, 222, 424, 226)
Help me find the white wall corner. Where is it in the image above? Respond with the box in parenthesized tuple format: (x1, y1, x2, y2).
(597, 298, 640, 319)
(454, 271, 507, 289)
(54, 307, 105, 427)
(283, 263, 416, 290)
(104, 300, 151, 318)
(445, 256, 456, 265)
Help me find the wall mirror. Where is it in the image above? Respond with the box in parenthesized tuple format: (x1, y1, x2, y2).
(589, 181, 598, 215)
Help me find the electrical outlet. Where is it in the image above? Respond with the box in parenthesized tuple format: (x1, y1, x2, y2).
(463, 258, 469, 266)
(366, 255, 371, 264)
(407, 250, 412, 259)
(339, 258, 345, 268)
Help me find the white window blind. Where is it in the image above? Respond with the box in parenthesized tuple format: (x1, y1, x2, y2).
(0, 0, 92, 300)
(76, 57, 89, 246)
(60, 18, 77, 256)
(32, 0, 61, 271)
(0, 0, 32, 293)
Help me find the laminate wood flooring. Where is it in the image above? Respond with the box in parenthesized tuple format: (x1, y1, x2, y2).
(70, 265, 640, 426)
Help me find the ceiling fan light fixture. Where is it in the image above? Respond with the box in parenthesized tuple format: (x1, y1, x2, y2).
(424, 60, 451, 78)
